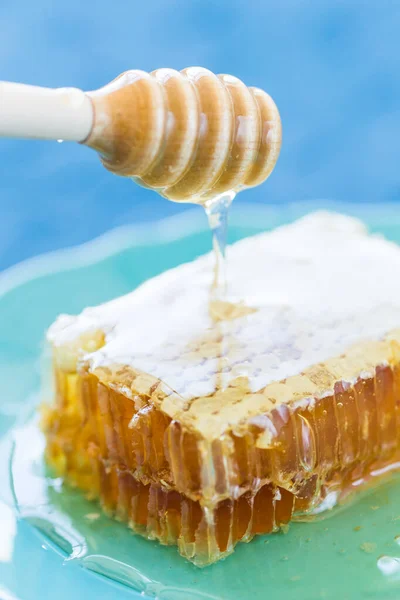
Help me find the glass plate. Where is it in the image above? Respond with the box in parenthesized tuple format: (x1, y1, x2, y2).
(2, 201, 400, 600)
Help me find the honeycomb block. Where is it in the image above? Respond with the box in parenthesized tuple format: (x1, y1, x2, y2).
(43, 212, 400, 564)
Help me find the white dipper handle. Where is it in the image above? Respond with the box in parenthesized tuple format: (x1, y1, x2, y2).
(0, 81, 94, 142)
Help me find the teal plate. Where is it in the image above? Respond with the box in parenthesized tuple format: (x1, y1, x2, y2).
(3, 202, 400, 600)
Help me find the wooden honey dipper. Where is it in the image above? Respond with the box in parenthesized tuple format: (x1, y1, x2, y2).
(0, 67, 282, 202)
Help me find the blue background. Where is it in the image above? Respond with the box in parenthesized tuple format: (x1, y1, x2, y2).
(0, 0, 399, 271)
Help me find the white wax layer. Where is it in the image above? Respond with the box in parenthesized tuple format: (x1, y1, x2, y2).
(48, 212, 400, 399)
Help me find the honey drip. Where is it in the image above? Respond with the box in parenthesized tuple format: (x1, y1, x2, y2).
(206, 191, 233, 321)
(205, 192, 233, 295)
(205, 191, 257, 322)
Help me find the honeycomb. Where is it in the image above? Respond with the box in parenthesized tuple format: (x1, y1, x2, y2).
(42, 213, 400, 564)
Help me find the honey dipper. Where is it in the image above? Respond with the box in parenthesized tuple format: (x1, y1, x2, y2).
(0, 67, 282, 202)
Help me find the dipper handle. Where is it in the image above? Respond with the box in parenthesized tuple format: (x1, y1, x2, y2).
(0, 81, 93, 142)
